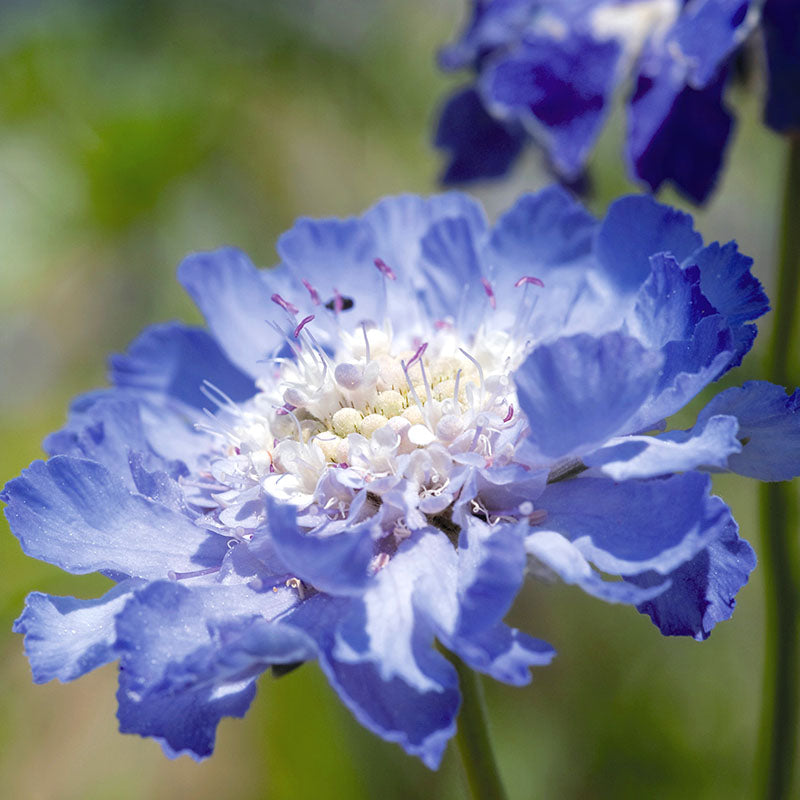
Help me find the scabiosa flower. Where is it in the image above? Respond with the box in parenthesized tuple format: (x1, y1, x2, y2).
(436, 0, 800, 203)
(4, 188, 800, 767)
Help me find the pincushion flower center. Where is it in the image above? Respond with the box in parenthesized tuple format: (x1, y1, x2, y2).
(210, 317, 521, 513)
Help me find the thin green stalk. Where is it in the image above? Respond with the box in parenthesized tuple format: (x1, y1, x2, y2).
(758, 135, 800, 800)
(449, 655, 509, 800)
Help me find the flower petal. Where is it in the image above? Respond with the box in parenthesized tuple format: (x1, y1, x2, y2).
(266, 498, 376, 596)
(584, 414, 742, 481)
(435, 86, 527, 184)
(483, 33, 621, 177)
(2, 456, 227, 579)
(13, 580, 142, 683)
(631, 518, 756, 640)
(515, 332, 663, 459)
(110, 322, 256, 409)
(595, 194, 704, 289)
(537, 472, 731, 576)
(178, 247, 282, 378)
(695, 381, 800, 481)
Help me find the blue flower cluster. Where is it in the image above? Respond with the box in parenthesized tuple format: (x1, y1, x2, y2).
(4, 189, 799, 767)
(437, 0, 800, 203)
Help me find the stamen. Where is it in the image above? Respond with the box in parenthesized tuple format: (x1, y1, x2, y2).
(271, 293, 299, 314)
(168, 566, 221, 581)
(301, 278, 321, 305)
(200, 380, 239, 412)
(458, 348, 485, 393)
(293, 314, 315, 338)
(481, 277, 497, 309)
(406, 341, 428, 369)
(400, 359, 426, 419)
(361, 322, 371, 363)
(503, 404, 514, 423)
(333, 288, 343, 315)
(515, 276, 545, 288)
(374, 257, 397, 280)
(285, 577, 306, 600)
(453, 368, 462, 408)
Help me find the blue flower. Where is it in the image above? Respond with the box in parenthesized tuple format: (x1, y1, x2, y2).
(4, 188, 799, 767)
(437, 0, 799, 203)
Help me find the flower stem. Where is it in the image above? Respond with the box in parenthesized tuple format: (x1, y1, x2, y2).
(758, 135, 800, 800)
(450, 655, 509, 800)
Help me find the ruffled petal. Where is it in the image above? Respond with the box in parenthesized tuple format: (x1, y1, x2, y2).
(1, 456, 227, 579)
(594, 195, 702, 292)
(448, 624, 555, 686)
(110, 322, 256, 409)
(584, 414, 742, 481)
(289, 594, 459, 770)
(266, 498, 376, 596)
(627, 69, 733, 204)
(115, 580, 309, 759)
(536, 472, 732, 576)
(695, 381, 800, 481)
(515, 332, 663, 460)
(435, 87, 527, 184)
(526, 530, 670, 605)
(13, 580, 142, 683)
(483, 33, 621, 177)
(454, 516, 527, 638)
(631, 518, 756, 640)
(178, 247, 282, 379)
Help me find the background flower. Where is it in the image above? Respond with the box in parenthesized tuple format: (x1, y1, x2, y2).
(436, 0, 799, 203)
(5, 186, 798, 769)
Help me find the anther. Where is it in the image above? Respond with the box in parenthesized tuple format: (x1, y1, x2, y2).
(271, 293, 299, 314)
(285, 577, 306, 600)
(302, 278, 321, 305)
(374, 257, 397, 280)
(503, 404, 514, 423)
(515, 276, 545, 288)
(481, 277, 497, 309)
(293, 314, 315, 338)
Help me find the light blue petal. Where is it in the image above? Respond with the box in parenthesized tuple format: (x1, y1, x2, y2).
(13, 580, 142, 683)
(625, 254, 716, 348)
(178, 247, 282, 378)
(116, 673, 257, 761)
(289, 593, 459, 770)
(277, 216, 385, 327)
(110, 322, 256, 409)
(334, 530, 459, 694)
(447, 624, 555, 686)
(584, 414, 742, 480)
(537, 473, 731, 575)
(515, 332, 663, 459)
(525, 530, 670, 605)
(419, 215, 488, 329)
(486, 186, 596, 284)
(696, 381, 800, 481)
(2, 456, 227, 579)
(631, 518, 756, 640)
(594, 195, 702, 291)
(266, 497, 376, 596)
(454, 516, 527, 638)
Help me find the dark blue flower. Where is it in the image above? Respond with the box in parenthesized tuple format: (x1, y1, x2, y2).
(5, 188, 798, 766)
(437, 0, 798, 203)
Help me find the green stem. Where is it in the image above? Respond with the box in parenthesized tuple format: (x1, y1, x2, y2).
(450, 655, 509, 800)
(758, 135, 800, 800)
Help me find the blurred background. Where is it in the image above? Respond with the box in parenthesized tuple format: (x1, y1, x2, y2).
(0, 1, 794, 798)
